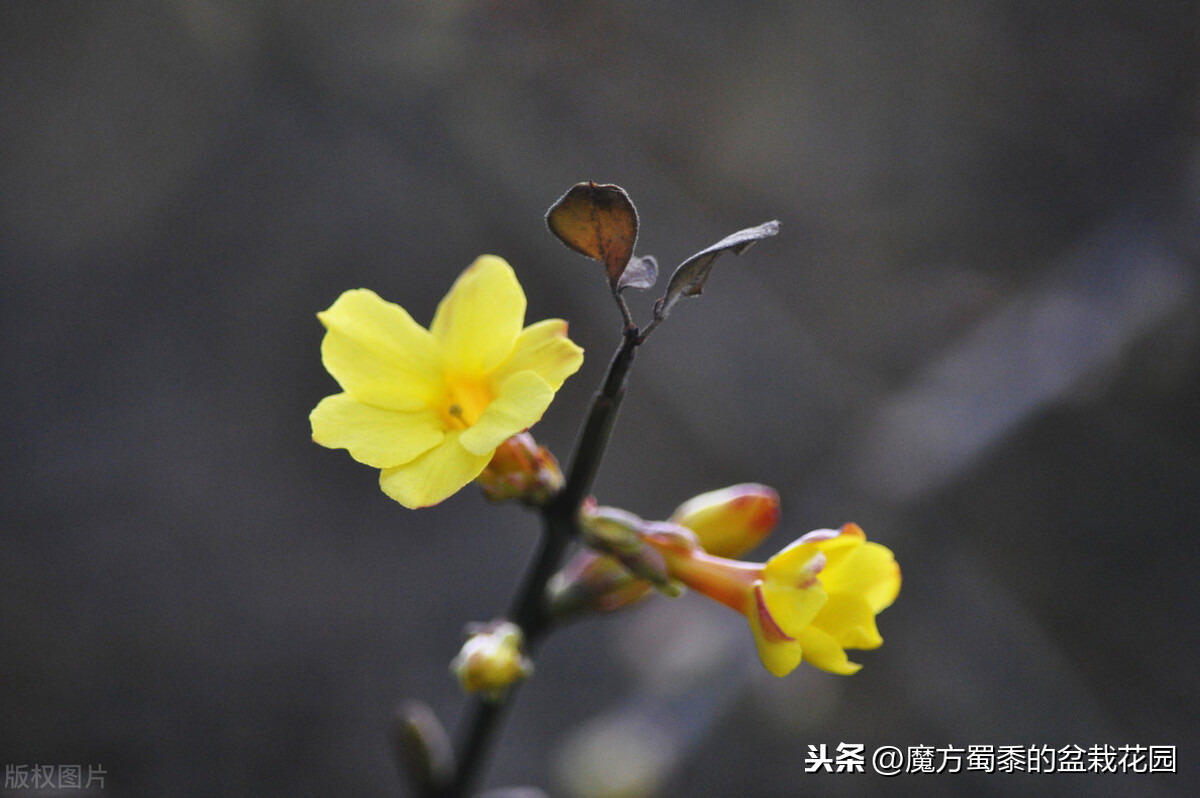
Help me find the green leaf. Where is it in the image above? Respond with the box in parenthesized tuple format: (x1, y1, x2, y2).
(546, 182, 639, 290)
(655, 220, 779, 320)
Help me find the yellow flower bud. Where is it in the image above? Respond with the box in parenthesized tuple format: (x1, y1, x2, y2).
(668, 483, 779, 559)
(450, 621, 533, 700)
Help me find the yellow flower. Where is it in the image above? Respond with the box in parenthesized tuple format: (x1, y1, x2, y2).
(646, 523, 900, 677)
(310, 256, 584, 508)
(785, 524, 901, 675)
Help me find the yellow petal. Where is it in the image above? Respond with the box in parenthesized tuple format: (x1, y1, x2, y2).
(812, 523, 868, 573)
(490, 319, 584, 392)
(760, 579, 827, 638)
(310, 393, 444, 468)
(823, 541, 901, 613)
(811, 593, 883, 650)
(378, 431, 492, 508)
(431, 256, 526, 374)
(747, 584, 803, 677)
(763, 533, 831, 586)
(459, 371, 555, 456)
(318, 289, 443, 411)
(795, 627, 862, 675)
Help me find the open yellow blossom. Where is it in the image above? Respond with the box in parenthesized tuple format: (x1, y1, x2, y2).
(645, 523, 900, 677)
(310, 256, 584, 508)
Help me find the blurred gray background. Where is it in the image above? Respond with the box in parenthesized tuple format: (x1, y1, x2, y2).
(3, 2, 1199, 796)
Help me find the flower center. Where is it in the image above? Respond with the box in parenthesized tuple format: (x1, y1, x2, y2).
(441, 374, 493, 429)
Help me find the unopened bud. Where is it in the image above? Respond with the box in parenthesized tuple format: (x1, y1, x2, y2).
(450, 620, 533, 700)
(578, 501, 643, 552)
(477, 432, 564, 506)
(547, 550, 656, 621)
(668, 483, 779, 558)
(392, 701, 453, 795)
(578, 502, 679, 591)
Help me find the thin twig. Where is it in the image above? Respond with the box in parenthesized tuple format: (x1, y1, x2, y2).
(613, 290, 636, 332)
(441, 327, 642, 797)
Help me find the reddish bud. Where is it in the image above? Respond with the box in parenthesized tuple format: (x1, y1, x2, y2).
(668, 483, 780, 558)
